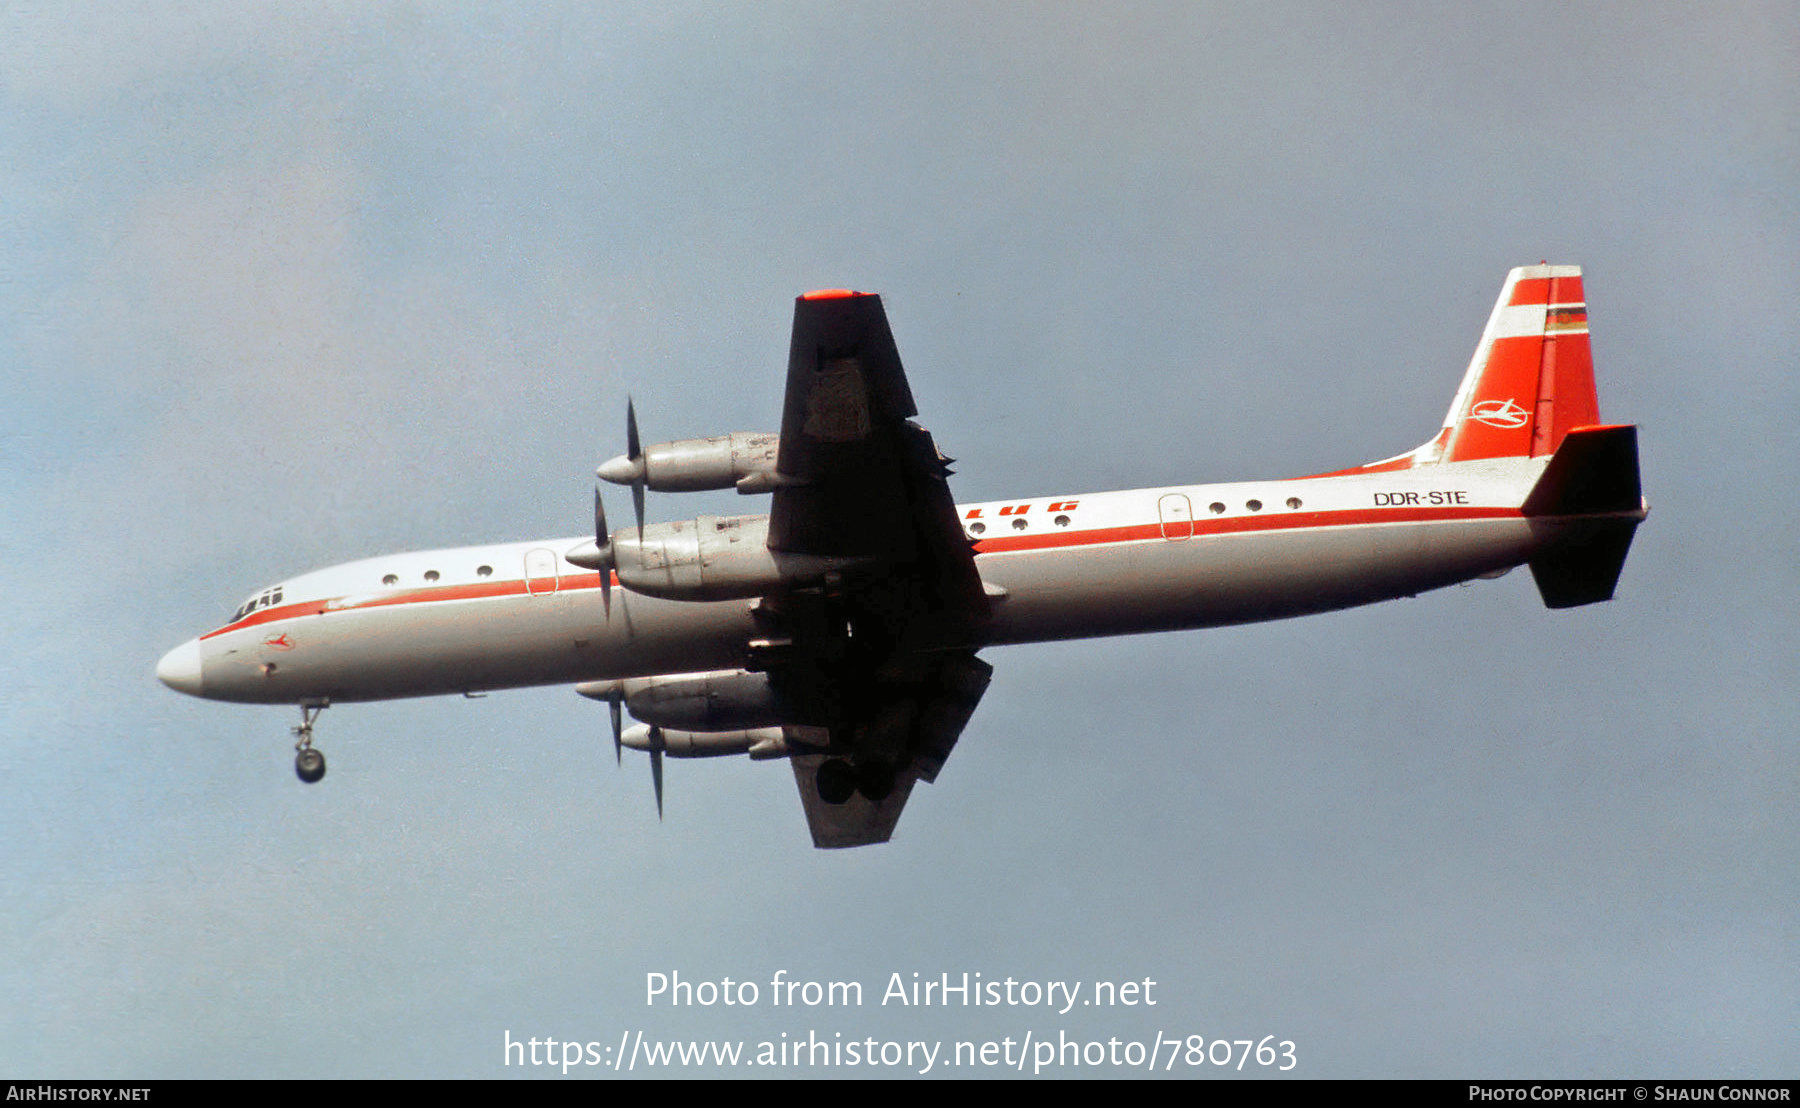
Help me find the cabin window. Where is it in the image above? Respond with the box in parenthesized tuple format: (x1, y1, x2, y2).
(424, 570, 440, 583)
(1209, 502, 1226, 515)
(1011, 517, 1028, 530)
(1286, 497, 1302, 509)
(1054, 514, 1071, 527)
(382, 574, 398, 586)
(1246, 499, 1263, 512)
(969, 522, 986, 535)
(477, 565, 493, 578)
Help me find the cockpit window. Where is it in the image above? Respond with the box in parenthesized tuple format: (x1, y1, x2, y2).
(230, 587, 285, 624)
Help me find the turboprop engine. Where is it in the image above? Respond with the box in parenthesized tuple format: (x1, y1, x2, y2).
(578, 672, 830, 813)
(577, 669, 807, 733)
(568, 513, 848, 602)
(620, 723, 823, 760)
(597, 432, 785, 493)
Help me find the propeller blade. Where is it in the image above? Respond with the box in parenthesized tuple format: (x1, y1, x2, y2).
(648, 725, 665, 820)
(626, 398, 646, 534)
(609, 697, 622, 766)
(593, 485, 612, 617)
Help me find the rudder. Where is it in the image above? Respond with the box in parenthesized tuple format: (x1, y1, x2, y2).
(1436, 265, 1599, 463)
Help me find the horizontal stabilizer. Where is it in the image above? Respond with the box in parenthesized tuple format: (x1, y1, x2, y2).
(1529, 521, 1639, 609)
(1521, 425, 1641, 517)
(1522, 424, 1644, 608)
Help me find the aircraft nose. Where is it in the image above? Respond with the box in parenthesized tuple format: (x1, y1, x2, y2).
(155, 638, 205, 697)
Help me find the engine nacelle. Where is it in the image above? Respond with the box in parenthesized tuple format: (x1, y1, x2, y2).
(613, 514, 841, 601)
(624, 669, 796, 732)
(598, 432, 782, 493)
(620, 723, 827, 760)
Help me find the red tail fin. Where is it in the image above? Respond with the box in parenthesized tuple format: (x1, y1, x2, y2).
(1436, 265, 1600, 462)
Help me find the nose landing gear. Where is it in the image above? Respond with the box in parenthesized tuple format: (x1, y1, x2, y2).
(292, 701, 329, 784)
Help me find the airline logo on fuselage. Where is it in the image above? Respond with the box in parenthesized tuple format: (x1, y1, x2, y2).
(263, 632, 295, 651)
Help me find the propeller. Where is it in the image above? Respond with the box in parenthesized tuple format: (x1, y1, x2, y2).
(593, 484, 612, 617)
(618, 722, 671, 818)
(609, 695, 622, 766)
(625, 397, 646, 534)
(593, 398, 648, 534)
(647, 723, 665, 819)
(574, 680, 628, 765)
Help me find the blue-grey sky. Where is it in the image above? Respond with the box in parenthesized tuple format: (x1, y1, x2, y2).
(3, 1, 1795, 1078)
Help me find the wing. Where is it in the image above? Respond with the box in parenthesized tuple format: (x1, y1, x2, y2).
(790, 755, 921, 849)
(768, 291, 989, 637)
(761, 291, 995, 846)
(788, 651, 993, 848)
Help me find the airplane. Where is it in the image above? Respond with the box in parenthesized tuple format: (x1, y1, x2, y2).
(156, 265, 1646, 848)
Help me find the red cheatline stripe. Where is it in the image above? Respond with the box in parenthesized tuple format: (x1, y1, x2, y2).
(203, 506, 1521, 636)
(972, 505, 1517, 554)
(201, 571, 615, 639)
(801, 288, 861, 300)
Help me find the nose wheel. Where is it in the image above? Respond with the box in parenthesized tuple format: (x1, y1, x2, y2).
(292, 702, 328, 784)
(295, 746, 326, 783)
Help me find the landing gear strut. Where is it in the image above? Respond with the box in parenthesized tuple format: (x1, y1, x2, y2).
(292, 701, 328, 784)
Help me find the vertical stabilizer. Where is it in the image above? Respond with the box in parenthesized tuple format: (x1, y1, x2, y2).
(1433, 265, 1599, 463)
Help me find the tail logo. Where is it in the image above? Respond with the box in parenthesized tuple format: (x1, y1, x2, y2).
(1469, 398, 1530, 429)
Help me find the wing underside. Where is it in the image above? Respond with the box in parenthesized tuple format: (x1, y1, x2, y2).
(763, 292, 993, 846)
(790, 755, 921, 849)
(784, 649, 993, 848)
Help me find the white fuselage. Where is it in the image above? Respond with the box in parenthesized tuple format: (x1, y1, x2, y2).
(161, 456, 1559, 706)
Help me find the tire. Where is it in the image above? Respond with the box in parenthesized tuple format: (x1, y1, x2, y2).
(815, 759, 856, 805)
(855, 761, 895, 802)
(295, 748, 326, 784)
